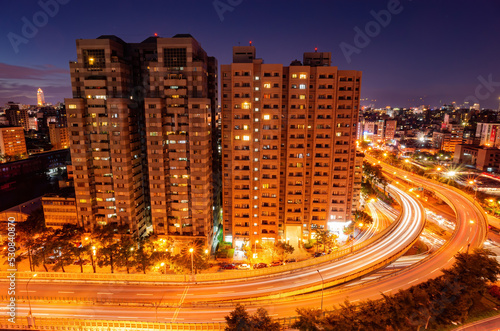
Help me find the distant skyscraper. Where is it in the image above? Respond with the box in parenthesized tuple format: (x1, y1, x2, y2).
(37, 88, 45, 106)
(221, 46, 363, 247)
(66, 35, 219, 246)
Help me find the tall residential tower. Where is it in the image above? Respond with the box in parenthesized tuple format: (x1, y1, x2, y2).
(221, 46, 362, 247)
(66, 35, 219, 246)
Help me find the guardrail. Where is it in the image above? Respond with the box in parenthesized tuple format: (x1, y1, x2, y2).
(0, 316, 226, 330)
(0, 316, 300, 330)
(0, 197, 405, 285)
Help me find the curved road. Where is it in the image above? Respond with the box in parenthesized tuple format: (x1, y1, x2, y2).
(2, 159, 487, 323)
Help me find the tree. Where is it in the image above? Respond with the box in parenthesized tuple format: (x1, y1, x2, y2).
(262, 241, 294, 262)
(10, 207, 47, 271)
(31, 228, 56, 272)
(353, 210, 374, 226)
(225, 304, 252, 331)
(275, 241, 294, 261)
(116, 235, 135, 273)
(225, 305, 281, 331)
(314, 229, 338, 253)
(292, 308, 322, 331)
(50, 224, 84, 273)
(94, 223, 125, 273)
(242, 244, 255, 265)
(250, 308, 282, 331)
(133, 235, 157, 274)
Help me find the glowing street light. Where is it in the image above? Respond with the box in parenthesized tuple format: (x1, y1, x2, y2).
(317, 270, 324, 313)
(27, 273, 38, 321)
(189, 248, 194, 275)
(467, 220, 475, 253)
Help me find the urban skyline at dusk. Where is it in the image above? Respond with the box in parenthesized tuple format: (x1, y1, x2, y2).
(2, 1, 500, 108)
(2, 1, 500, 330)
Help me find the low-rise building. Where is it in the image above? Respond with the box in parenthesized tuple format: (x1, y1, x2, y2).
(476, 123, 500, 147)
(454, 144, 500, 172)
(42, 192, 78, 228)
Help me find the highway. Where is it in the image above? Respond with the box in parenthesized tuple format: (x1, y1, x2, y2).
(1, 184, 425, 322)
(1, 158, 488, 324)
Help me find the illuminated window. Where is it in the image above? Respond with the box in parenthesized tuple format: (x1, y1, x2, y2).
(172, 95, 180, 99)
(299, 84, 306, 89)
(263, 94, 271, 99)
(291, 74, 297, 79)
(243, 135, 250, 141)
(68, 104, 77, 109)
(243, 125, 248, 130)
(262, 184, 269, 189)
(263, 115, 270, 120)
(299, 95, 306, 100)
(79, 199, 87, 203)
(299, 74, 307, 79)
(242, 102, 251, 109)
(235, 135, 241, 140)
(88, 58, 94, 65)
(263, 83, 271, 88)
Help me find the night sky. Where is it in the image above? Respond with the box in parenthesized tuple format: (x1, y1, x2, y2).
(1, 0, 500, 109)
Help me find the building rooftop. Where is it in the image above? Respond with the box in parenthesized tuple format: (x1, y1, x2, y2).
(1, 196, 42, 214)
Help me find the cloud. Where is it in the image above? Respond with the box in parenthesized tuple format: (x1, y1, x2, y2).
(0, 62, 69, 80)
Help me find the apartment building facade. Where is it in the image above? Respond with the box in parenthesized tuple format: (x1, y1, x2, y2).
(66, 35, 219, 245)
(221, 46, 362, 247)
(0, 127, 27, 157)
(49, 123, 70, 150)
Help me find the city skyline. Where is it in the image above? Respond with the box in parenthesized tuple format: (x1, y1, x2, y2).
(1, 2, 500, 329)
(1, 1, 500, 108)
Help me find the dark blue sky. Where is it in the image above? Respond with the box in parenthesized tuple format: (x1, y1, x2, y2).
(1, 0, 500, 109)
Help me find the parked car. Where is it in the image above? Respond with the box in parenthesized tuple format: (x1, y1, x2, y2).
(253, 263, 268, 269)
(237, 264, 251, 270)
(314, 252, 325, 258)
(220, 263, 237, 270)
(285, 258, 296, 263)
(270, 261, 283, 267)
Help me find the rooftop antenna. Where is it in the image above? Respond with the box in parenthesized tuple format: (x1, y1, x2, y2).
(315, 47, 318, 52)
(249, 40, 252, 46)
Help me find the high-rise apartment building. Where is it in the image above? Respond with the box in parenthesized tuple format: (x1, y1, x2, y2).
(0, 127, 27, 156)
(144, 36, 219, 246)
(66, 35, 219, 245)
(49, 123, 70, 150)
(5, 103, 29, 131)
(221, 46, 362, 247)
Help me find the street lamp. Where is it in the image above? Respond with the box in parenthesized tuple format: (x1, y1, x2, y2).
(317, 270, 324, 314)
(27, 273, 38, 321)
(254, 240, 259, 255)
(467, 220, 474, 253)
(189, 248, 194, 275)
(469, 180, 478, 199)
(160, 262, 166, 274)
